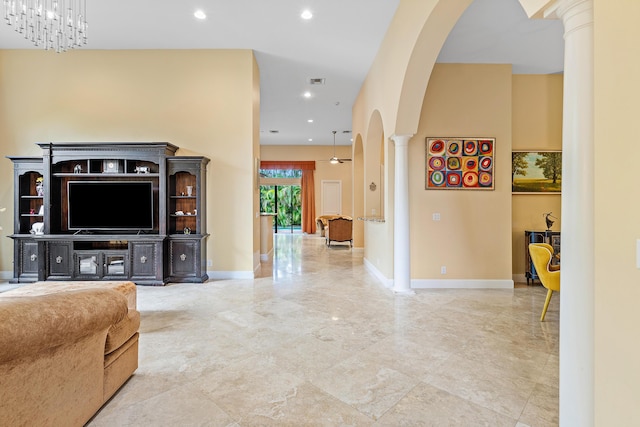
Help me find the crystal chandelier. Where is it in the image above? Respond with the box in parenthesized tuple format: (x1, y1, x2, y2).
(2, 0, 87, 53)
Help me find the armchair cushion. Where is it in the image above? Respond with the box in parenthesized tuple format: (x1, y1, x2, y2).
(326, 217, 353, 247)
(529, 243, 561, 321)
(316, 214, 352, 237)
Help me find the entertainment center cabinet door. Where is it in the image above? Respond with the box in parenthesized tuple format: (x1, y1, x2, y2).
(130, 241, 163, 284)
(167, 239, 200, 281)
(14, 239, 39, 282)
(45, 241, 73, 280)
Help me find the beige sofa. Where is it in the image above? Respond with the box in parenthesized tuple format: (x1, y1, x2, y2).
(0, 281, 140, 426)
(316, 214, 352, 237)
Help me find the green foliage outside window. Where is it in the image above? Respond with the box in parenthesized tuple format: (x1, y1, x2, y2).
(259, 169, 302, 229)
(260, 169, 302, 178)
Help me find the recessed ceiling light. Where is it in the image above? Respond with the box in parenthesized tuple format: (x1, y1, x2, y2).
(303, 91, 311, 98)
(194, 9, 206, 20)
(308, 138, 313, 142)
(307, 119, 314, 123)
(301, 9, 313, 20)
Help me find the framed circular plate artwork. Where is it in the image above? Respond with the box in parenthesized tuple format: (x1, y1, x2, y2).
(426, 137, 495, 190)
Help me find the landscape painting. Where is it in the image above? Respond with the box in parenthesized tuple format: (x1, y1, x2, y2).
(512, 151, 562, 193)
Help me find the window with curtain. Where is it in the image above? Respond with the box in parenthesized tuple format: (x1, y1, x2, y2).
(260, 161, 316, 234)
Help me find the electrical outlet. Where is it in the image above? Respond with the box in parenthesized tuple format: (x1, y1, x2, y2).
(440, 266, 446, 274)
(433, 213, 441, 221)
(207, 259, 213, 267)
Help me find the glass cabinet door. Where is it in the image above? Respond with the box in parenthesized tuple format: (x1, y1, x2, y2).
(77, 254, 99, 276)
(105, 253, 126, 276)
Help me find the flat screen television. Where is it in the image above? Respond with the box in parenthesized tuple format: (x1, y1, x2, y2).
(67, 181, 154, 231)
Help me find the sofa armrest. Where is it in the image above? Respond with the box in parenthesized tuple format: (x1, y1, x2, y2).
(0, 288, 128, 363)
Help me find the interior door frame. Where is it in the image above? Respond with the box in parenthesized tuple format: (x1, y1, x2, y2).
(321, 180, 342, 215)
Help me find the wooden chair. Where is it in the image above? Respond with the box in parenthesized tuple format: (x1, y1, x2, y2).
(326, 217, 353, 247)
(529, 243, 561, 321)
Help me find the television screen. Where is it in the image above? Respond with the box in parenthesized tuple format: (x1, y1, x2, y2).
(68, 181, 154, 231)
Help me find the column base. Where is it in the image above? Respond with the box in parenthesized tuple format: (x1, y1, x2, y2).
(393, 288, 415, 296)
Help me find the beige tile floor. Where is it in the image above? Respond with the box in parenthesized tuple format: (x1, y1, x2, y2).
(80, 233, 558, 426)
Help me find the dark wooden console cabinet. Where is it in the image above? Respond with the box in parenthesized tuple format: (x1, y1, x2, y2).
(8, 142, 209, 285)
(524, 230, 561, 285)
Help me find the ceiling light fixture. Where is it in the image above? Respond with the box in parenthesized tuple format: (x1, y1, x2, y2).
(329, 131, 340, 164)
(303, 91, 311, 98)
(328, 131, 353, 164)
(307, 119, 313, 123)
(2, 0, 88, 53)
(194, 9, 206, 20)
(300, 9, 312, 20)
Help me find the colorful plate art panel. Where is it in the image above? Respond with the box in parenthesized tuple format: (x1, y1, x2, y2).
(426, 137, 495, 190)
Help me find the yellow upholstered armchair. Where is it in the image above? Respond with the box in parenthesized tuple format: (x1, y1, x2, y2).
(528, 243, 561, 321)
(326, 217, 353, 247)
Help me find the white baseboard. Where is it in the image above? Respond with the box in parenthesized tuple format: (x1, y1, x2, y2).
(362, 260, 512, 290)
(260, 247, 274, 262)
(207, 270, 255, 280)
(363, 257, 393, 288)
(411, 279, 514, 289)
(512, 274, 527, 284)
(0, 271, 13, 280)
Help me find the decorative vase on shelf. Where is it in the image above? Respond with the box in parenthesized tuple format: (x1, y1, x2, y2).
(35, 178, 44, 197)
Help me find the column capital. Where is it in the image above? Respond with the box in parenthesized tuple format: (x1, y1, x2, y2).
(545, 0, 593, 34)
(390, 134, 413, 146)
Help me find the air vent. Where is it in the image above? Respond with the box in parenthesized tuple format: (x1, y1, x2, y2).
(309, 78, 325, 85)
(342, 130, 352, 134)
(269, 130, 279, 134)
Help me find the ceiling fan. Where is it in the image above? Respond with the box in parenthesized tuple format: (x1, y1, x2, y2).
(328, 130, 352, 164)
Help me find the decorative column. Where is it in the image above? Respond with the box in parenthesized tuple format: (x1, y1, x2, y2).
(547, 0, 594, 425)
(391, 135, 414, 295)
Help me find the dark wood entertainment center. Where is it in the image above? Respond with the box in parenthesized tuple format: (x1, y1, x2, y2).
(8, 142, 209, 285)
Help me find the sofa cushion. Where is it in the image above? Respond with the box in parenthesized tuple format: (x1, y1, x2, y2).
(103, 333, 139, 400)
(0, 289, 128, 364)
(0, 281, 137, 310)
(105, 309, 141, 355)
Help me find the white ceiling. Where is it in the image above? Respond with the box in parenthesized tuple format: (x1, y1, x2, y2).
(0, 0, 563, 146)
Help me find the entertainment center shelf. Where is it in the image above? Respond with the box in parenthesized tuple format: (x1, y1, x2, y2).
(8, 142, 210, 285)
(52, 159, 160, 176)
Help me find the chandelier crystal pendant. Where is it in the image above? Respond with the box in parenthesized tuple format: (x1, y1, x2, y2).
(3, 0, 88, 53)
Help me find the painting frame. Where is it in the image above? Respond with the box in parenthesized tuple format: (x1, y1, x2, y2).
(512, 150, 562, 194)
(425, 137, 495, 190)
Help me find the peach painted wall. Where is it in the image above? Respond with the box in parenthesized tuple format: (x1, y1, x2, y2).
(352, 0, 474, 281)
(252, 55, 261, 271)
(0, 49, 259, 276)
(410, 63, 513, 281)
(511, 74, 563, 281)
(593, 0, 640, 423)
